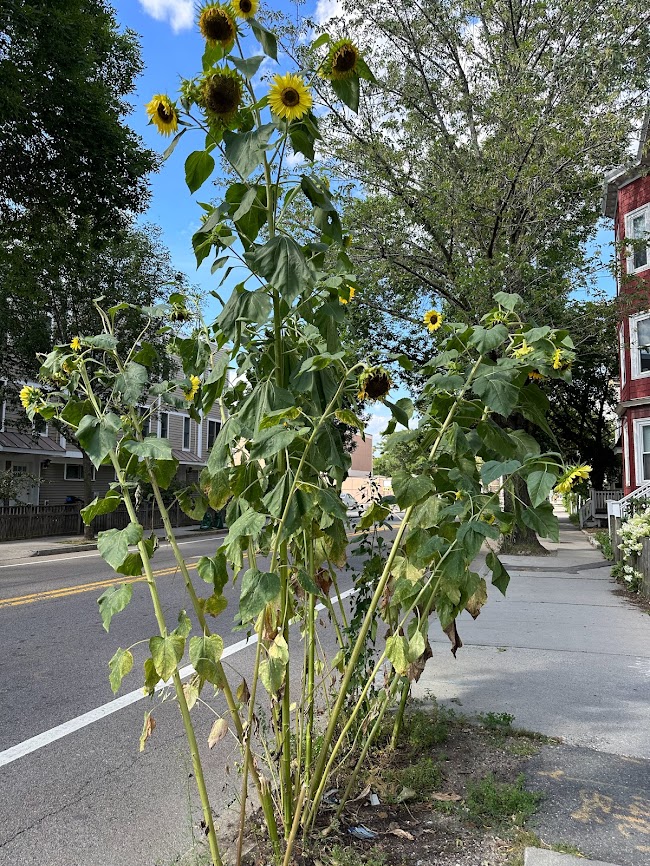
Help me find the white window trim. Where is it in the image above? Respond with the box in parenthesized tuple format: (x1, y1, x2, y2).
(182, 415, 191, 451)
(623, 423, 630, 487)
(624, 204, 650, 276)
(64, 464, 96, 481)
(620, 325, 626, 388)
(632, 418, 650, 484)
(629, 312, 650, 380)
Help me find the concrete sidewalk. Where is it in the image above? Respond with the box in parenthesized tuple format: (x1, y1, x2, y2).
(0, 524, 226, 563)
(414, 508, 650, 866)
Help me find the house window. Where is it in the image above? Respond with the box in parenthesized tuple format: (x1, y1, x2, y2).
(625, 205, 649, 274)
(207, 419, 221, 449)
(160, 412, 169, 439)
(64, 464, 96, 481)
(629, 314, 650, 378)
(183, 416, 191, 450)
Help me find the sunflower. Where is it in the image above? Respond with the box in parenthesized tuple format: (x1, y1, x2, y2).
(231, 0, 258, 18)
(323, 38, 361, 81)
(339, 286, 355, 304)
(184, 375, 201, 401)
(19, 385, 44, 415)
(528, 370, 545, 380)
(70, 337, 81, 352)
(552, 348, 572, 371)
(358, 366, 392, 402)
(423, 309, 443, 332)
(268, 73, 312, 122)
(555, 465, 592, 494)
(145, 94, 179, 136)
(198, 3, 237, 49)
(512, 340, 533, 359)
(201, 68, 243, 126)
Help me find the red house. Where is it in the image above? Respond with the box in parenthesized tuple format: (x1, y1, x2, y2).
(603, 117, 650, 495)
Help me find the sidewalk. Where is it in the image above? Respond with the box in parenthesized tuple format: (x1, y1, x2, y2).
(414, 508, 650, 866)
(0, 524, 226, 564)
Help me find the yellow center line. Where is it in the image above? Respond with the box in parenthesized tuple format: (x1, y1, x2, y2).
(0, 521, 400, 610)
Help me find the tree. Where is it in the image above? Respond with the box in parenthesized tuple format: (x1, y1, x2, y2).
(302, 0, 648, 549)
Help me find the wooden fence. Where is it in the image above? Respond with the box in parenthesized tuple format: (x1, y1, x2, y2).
(0, 502, 199, 542)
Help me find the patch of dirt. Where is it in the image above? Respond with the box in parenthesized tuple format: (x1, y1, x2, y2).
(612, 583, 650, 614)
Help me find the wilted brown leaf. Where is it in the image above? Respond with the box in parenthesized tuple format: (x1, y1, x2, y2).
(431, 792, 462, 802)
(389, 827, 415, 841)
(237, 678, 250, 705)
(208, 717, 229, 748)
(465, 577, 488, 619)
(139, 711, 155, 752)
(443, 620, 463, 657)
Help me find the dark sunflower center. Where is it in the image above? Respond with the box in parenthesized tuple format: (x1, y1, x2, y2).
(239, 0, 252, 11)
(157, 102, 173, 122)
(364, 372, 390, 399)
(333, 45, 358, 73)
(206, 77, 241, 115)
(281, 87, 300, 107)
(202, 10, 234, 42)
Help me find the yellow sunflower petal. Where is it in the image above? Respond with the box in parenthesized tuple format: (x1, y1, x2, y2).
(232, 0, 258, 18)
(268, 73, 312, 123)
(145, 94, 179, 137)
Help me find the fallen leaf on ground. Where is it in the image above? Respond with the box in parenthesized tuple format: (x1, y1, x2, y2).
(431, 792, 462, 801)
(389, 827, 415, 841)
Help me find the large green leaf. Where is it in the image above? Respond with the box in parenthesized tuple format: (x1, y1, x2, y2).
(249, 18, 277, 59)
(469, 324, 509, 353)
(392, 471, 435, 508)
(456, 520, 500, 559)
(185, 149, 215, 194)
(114, 362, 147, 405)
(217, 287, 272, 337)
(123, 437, 174, 462)
(244, 235, 315, 303)
(239, 568, 281, 621)
(189, 634, 224, 684)
(81, 489, 122, 525)
(472, 369, 519, 418)
(480, 459, 521, 487)
(526, 470, 557, 508)
(249, 426, 304, 460)
(521, 501, 559, 542)
(226, 508, 266, 542)
(108, 647, 133, 694)
(331, 75, 360, 112)
(230, 54, 265, 79)
(149, 633, 185, 682)
(76, 413, 122, 469)
(97, 522, 143, 571)
(97, 583, 133, 632)
(223, 124, 275, 179)
(197, 552, 228, 593)
(385, 634, 409, 675)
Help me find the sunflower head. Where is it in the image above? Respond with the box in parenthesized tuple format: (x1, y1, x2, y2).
(552, 348, 572, 371)
(70, 337, 82, 352)
(232, 0, 258, 18)
(423, 309, 443, 332)
(339, 286, 355, 305)
(358, 366, 392, 402)
(184, 375, 201, 401)
(555, 464, 592, 494)
(198, 3, 237, 49)
(201, 68, 243, 126)
(268, 73, 312, 123)
(145, 94, 179, 137)
(323, 38, 361, 81)
(512, 339, 533, 359)
(528, 370, 544, 380)
(19, 385, 44, 415)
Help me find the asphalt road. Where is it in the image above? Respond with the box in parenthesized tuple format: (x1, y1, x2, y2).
(0, 527, 385, 866)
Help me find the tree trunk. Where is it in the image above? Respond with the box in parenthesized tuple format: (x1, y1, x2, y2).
(500, 473, 551, 556)
(82, 449, 95, 539)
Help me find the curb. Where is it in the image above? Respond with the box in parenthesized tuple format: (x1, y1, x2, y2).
(29, 528, 228, 558)
(525, 848, 620, 866)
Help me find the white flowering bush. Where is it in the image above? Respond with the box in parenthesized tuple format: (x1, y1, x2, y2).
(618, 509, 650, 590)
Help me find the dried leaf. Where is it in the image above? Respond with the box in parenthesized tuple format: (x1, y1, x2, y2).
(183, 675, 201, 711)
(315, 567, 332, 596)
(431, 792, 462, 802)
(348, 784, 372, 803)
(406, 637, 433, 682)
(395, 787, 417, 803)
(208, 717, 229, 748)
(390, 828, 415, 841)
(237, 678, 250, 705)
(465, 577, 488, 619)
(139, 711, 156, 752)
(443, 620, 463, 657)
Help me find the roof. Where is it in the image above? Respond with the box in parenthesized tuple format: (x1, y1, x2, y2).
(0, 431, 65, 456)
(602, 113, 650, 218)
(171, 448, 205, 466)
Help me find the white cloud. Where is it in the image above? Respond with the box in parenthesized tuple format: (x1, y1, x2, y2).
(314, 0, 344, 26)
(365, 408, 392, 451)
(139, 0, 194, 32)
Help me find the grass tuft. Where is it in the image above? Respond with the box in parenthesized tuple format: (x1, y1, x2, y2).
(466, 773, 542, 827)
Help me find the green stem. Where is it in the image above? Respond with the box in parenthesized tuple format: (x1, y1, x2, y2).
(390, 679, 410, 750)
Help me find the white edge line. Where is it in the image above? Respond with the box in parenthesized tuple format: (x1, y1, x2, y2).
(0, 588, 356, 769)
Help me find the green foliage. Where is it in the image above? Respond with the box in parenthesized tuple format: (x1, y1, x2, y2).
(466, 774, 542, 826)
(395, 756, 442, 797)
(405, 709, 449, 748)
(478, 711, 515, 731)
(594, 530, 614, 561)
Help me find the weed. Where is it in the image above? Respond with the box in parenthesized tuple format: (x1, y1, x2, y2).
(390, 756, 442, 797)
(328, 844, 386, 866)
(466, 774, 541, 826)
(506, 830, 583, 866)
(406, 709, 449, 747)
(478, 711, 515, 731)
(507, 740, 541, 757)
(594, 529, 613, 560)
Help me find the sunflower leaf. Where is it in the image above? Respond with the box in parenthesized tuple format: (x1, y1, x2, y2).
(250, 19, 278, 60)
(331, 75, 360, 113)
(231, 55, 265, 79)
(223, 124, 275, 179)
(185, 150, 215, 194)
